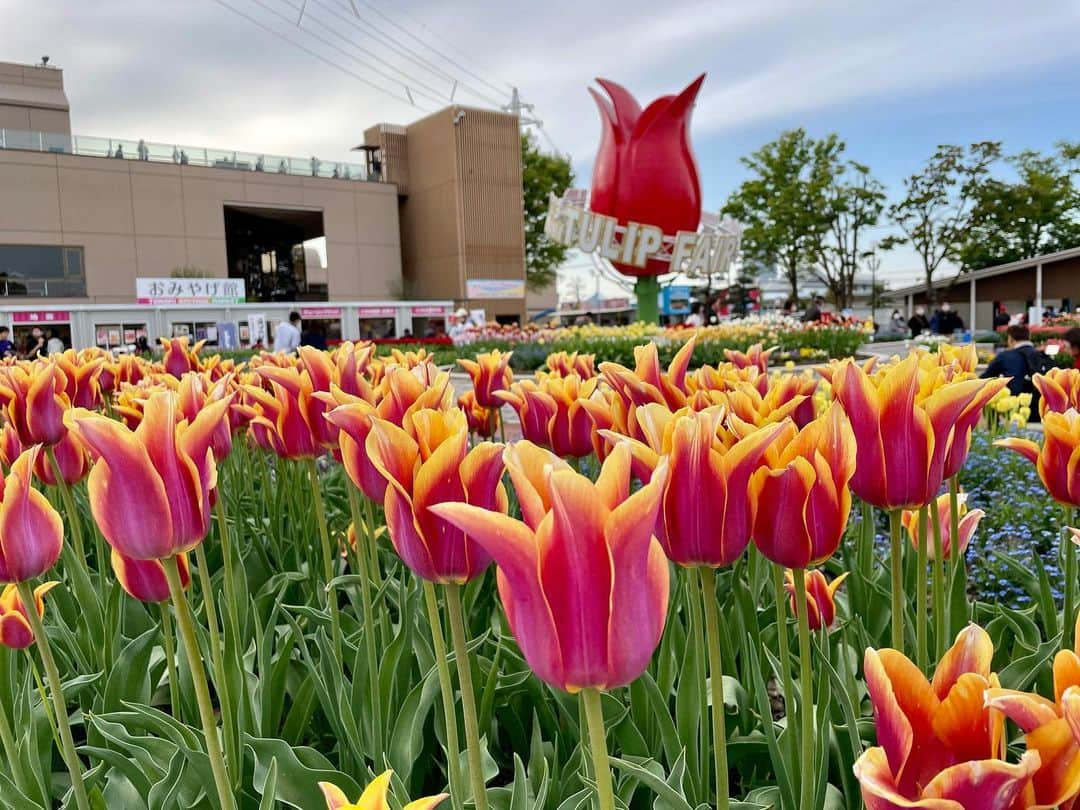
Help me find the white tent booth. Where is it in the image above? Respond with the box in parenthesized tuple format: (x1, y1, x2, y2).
(0, 300, 455, 352)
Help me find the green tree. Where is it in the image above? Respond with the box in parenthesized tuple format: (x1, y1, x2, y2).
(958, 143, 1080, 270)
(880, 142, 1001, 301)
(521, 133, 573, 291)
(808, 160, 886, 309)
(723, 129, 842, 301)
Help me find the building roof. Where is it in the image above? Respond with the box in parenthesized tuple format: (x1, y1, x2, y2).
(889, 245, 1080, 297)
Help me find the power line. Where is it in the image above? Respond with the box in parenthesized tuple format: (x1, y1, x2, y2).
(316, 0, 505, 107)
(349, 0, 510, 99)
(210, 0, 437, 110)
(267, 0, 466, 107)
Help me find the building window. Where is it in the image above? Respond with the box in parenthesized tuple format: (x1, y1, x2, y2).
(0, 246, 86, 297)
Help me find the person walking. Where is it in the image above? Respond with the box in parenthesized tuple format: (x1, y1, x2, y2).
(980, 324, 1053, 417)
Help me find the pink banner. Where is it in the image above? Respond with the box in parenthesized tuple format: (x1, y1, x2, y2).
(13, 310, 70, 323)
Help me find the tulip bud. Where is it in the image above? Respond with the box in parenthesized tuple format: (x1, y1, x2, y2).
(0, 581, 59, 649)
(784, 569, 848, 632)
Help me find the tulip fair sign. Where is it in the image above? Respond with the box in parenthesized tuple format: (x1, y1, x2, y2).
(543, 75, 740, 321)
(544, 192, 740, 278)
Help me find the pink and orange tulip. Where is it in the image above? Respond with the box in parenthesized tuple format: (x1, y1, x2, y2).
(830, 353, 1006, 509)
(1034, 367, 1080, 417)
(546, 351, 596, 379)
(458, 390, 497, 438)
(601, 339, 694, 410)
(160, 336, 206, 378)
(0, 581, 59, 649)
(0, 362, 70, 446)
(784, 569, 848, 631)
(319, 771, 446, 810)
(610, 405, 787, 567)
(0, 445, 64, 583)
(111, 550, 190, 603)
(458, 349, 513, 409)
(750, 404, 857, 569)
(997, 410, 1080, 508)
(66, 390, 230, 560)
(902, 491, 984, 561)
(365, 408, 506, 583)
(498, 374, 598, 458)
(430, 441, 670, 692)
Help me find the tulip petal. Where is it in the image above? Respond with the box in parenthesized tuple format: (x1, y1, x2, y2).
(931, 624, 993, 699)
(853, 746, 958, 810)
(920, 750, 1040, 810)
(69, 411, 174, 560)
(984, 688, 1061, 734)
(503, 441, 569, 530)
(1024, 717, 1080, 807)
(994, 437, 1040, 466)
(865, 647, 939, 783)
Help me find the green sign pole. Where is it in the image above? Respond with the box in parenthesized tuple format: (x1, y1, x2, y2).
(635, 275, 660, 325)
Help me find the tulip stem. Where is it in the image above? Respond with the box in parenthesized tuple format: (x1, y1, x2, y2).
(889, 510, 904, 649)
(162, 555, 237, 810)
(0, 659, 34, 799)
(948, 477, 962, 630)
(700, 566, 730, 810)
(193, 543, 239, 789)
(362, 495, 389, 643)
(771, 565, 798, 763)
(916, 505, 928, 672)
(306, 457, 343, 668)
(422, 580, 464, 809)
(214, 496, 242, 649)
(582, 687, 615, 810)
(44, 448, 86, 566)
(15, 580, 90, 810)
(1066, 506, 1077, 649)
(792, 569, 815, 810)
(159, 602, 180, 721)
(444, 583, 488, 810)
(346, 485, 384, 759)
(930, 498, 946, 660)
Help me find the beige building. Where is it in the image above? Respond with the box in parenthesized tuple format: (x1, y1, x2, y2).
(0, 59, 526, 349)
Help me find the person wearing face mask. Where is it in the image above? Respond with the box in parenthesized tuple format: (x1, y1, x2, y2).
(908, 306, 930, 337)
(935, 301, 964, 335)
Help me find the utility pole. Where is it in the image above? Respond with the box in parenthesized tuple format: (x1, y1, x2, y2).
(867, 253, 881, 326)
(504, 87, 542, 127)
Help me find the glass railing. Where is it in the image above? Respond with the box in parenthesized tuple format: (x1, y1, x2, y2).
(0, 129, 382, 183)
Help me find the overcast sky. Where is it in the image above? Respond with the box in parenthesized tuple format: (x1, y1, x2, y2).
(4, 0, 1080, 293)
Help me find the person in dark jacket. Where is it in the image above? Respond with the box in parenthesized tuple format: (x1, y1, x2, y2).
(935, 302, 964, 334)
(908, 306, 930, 337)
(980, 325, 1050, 401)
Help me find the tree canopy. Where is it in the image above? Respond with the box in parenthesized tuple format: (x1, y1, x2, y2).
(521, 133, 573, 291)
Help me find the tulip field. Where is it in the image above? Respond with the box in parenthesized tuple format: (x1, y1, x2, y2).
(4, 336, 1080, 810)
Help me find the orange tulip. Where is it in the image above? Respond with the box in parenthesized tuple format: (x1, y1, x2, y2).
(601, 338, 695, 410)
(331, 341, 377, 400)
(997, 410, 1080, 508)
(750, 404, 856, 569)
(0, 445, 64, 583)
(430, 441, 670, 691)
(546, 351, 596, 379)
(458, 390, 497, 438)
(365, 408, 506, 583)
(325, 367, 455, 503)
(458, 349, 513, 409)
(111, 550, 190, 603)
(609, 404, 788, 566)
(902, 491, 983, 561)
(723, 342, 775, 373)
(319, 770, 446, 810)
(0, 581, 59, 649)
(984, 611, 1080, 807)
(66, 390, 230, 560)
(856, 625, 1023, 807)
(784, 569, 848, 631)
(830, 353, 1007, 510)
(54, 349, 106, 410)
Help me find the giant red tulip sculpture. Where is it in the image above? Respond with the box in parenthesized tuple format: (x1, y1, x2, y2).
(588, 75, 704, 322)
(431, 441, 669, 810)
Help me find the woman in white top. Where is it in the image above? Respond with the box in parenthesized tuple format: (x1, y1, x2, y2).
(684, 302, 705, 328)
